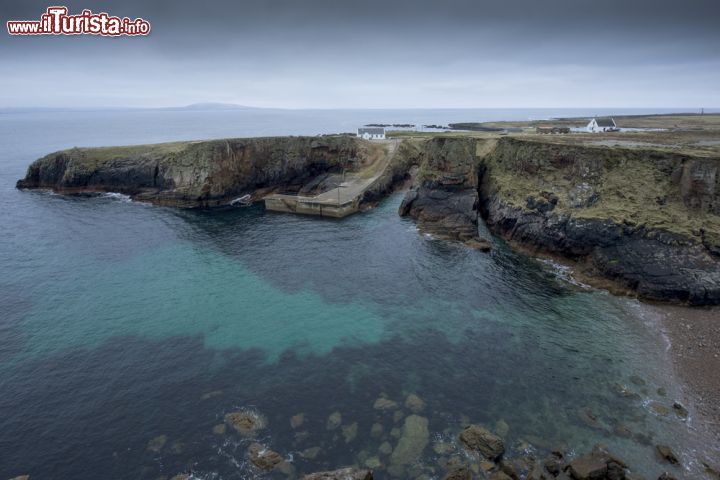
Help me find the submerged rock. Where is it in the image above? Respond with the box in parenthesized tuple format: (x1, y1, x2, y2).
(291, 413, 305, 429)
(650, 402, 670, 416)
(672, 402, 688, 419)
(301, 467, 373, 480)
(327, 411, 342, 430)
(390, 415, 430, 466)
(247, 442, 283, 471)
(301, 446, 322, 460)
(405, 394, 426, 413)
(212, 423, 227, 435)
(224, 410, 266, 436)
(379, 441, 393, 456)
(146, 434, 167, 453)
(342, 422, 358, 443)
(577, 408, 604, 430)
(433, 441, 454, 455)
(494, 419, 510, 438)
(459, 424, 505, 461)
(200, 390, 223, 400)
(370, 423, 384, 438)
(373, 397, 399, 411)
(278, 460, 296, 477)
(656, 445, 680, 465)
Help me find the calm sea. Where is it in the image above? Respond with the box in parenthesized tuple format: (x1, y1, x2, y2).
(0, 108, 714, 479)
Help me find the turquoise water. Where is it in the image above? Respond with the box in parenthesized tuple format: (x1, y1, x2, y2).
(0, 109, 714, 480)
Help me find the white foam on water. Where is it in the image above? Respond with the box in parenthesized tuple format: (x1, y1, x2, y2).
(101, 192, 133, 202)
(538, 258, 591, 289)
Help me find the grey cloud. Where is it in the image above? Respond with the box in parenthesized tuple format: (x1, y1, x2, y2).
(1, 0, 718, 107)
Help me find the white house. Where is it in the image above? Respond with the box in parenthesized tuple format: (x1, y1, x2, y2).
(357, 127, 385, 140)
(586, 117, 617, 133)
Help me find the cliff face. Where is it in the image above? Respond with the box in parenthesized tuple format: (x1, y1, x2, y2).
(397, 137, 482, 241)
(16, 136, 362, 207)
(478, 138, 720, 304)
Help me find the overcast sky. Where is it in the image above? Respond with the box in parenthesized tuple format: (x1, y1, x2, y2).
(2, 0, 719, 108)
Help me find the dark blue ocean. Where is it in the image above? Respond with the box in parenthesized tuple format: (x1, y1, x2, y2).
(0, 108, 715, 479)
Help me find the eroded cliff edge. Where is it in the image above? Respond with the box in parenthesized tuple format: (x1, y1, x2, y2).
(399, 136, 720, 305)
(16, 136, 366, 207)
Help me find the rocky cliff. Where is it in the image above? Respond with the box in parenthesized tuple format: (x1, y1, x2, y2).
(399, 136, 720, 304)
(16, 136, 363, 207)
(398, 137, 485, 244)
(483, 138, 720, 304)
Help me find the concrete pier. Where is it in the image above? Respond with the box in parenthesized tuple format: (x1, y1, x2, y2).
(264, 193, 359, 218)
(264, 139, 398, 218)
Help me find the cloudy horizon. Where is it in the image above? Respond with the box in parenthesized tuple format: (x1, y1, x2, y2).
(2, 0, 719, 109)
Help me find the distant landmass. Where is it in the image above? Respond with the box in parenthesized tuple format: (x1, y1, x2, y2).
(0, 102, 262, 113)
(162, 102, 259, 111)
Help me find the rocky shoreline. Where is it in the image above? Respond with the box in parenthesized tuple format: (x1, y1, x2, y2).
(16, 134, 720, 304)
(150, 392, 707, 480)
(398, 137, 720, 305)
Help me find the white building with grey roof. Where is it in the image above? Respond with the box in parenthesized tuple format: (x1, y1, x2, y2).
(586, 117, 617, 133)
(357, 127, 385, 140)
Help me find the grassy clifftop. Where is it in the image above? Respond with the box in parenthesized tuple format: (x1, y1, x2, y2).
(17, 136, 364, 207)
(480, 137, 720, 247)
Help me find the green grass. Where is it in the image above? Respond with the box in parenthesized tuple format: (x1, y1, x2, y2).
(483, 138, 720, 242)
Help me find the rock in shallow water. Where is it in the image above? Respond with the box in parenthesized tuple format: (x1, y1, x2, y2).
(373, 397, 399, 411)
(342, 422, 358, 443)
(656, 444, 680, 465)
(224, 410, 266, 436)
(146, 434, 167, 452)
(301, 467, 373, 480)
(291, 413, 305, 429)
(404, 394, 426, 413)
(247, 442, 283, 471)
(390, 414, 430, 466)
(458, 424, 505, 461)
(565, 445, 629, 480)
(327, 411, 342, 430)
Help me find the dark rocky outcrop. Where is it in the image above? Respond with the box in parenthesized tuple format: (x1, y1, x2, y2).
(16, 136, 363, 207)
(398, 137, 484, 241)
(247, 442, 283, 470)
(458, 424, 505, 461)
(478, 138, 720, 305)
